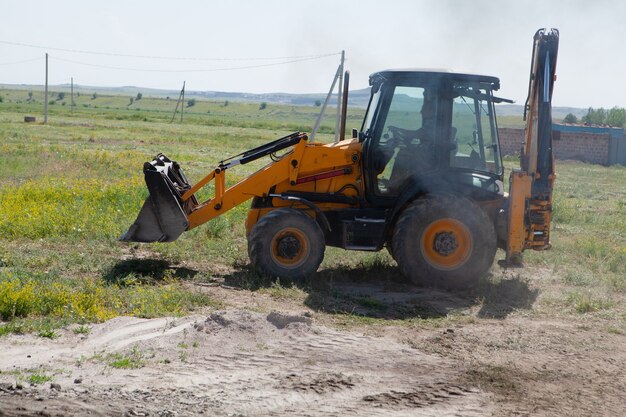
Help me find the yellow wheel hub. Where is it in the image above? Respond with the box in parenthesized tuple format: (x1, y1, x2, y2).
(270, 228, 310, 269)
(421, 218, 472, 270)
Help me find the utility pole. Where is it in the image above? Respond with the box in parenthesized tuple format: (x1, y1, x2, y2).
(181, 81, 185, 123)
(44, 53, 48, 124)
(70, 77, 74, 114)
(334, 50, 345, 142)
(310, 66, 341, 142)
(170, 81, 186, 123)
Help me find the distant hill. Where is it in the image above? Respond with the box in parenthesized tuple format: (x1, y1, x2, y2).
(495, 104, 588, 119)
(0, 82, 584, 117)
(0, 83, 373, 108)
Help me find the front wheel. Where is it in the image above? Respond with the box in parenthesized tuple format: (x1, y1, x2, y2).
(392, 195, 496, 289)
(248, 208, 325, 282)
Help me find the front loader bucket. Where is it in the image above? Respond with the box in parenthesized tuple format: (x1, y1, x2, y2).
(120, 154, 192, 243)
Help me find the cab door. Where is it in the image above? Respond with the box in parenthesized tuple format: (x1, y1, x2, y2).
(362, 83, 443, 206)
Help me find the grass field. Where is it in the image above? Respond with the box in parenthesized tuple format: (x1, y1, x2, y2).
(0, 88, 625, 336)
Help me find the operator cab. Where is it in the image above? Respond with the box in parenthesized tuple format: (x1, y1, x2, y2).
(360, 69, 507, 206)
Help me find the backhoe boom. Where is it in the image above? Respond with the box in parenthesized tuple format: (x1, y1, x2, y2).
(506, 28, 559, 264)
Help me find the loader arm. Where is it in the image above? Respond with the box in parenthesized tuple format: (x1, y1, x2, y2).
(121, 132, 309, 242)
(121, 131, 360, 243)
(506, 28, 559, 264)
(185, 132, 309, 229)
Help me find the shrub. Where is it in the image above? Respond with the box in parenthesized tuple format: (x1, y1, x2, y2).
(259, 102, 267, 110)
(136, 92, 142, 101)
(606, 107, 626, 127)
(563, 113, 577, 124)
(187, 98, 196, 108)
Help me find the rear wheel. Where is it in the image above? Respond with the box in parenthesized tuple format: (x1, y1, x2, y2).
(392, 195, 496, 289)
(248, 208, 325, 281)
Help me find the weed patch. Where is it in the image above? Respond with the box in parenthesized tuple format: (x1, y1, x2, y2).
(257, 280, 307, 301)
(72, 325, 90, 335)
(567, 291, 614, 314)
(108, 346, 145, 369)
(37, 328, 58, 339)
(0, 178, 145, 240)
(27, 372, 53, 385)
(0, 268, 214, 335)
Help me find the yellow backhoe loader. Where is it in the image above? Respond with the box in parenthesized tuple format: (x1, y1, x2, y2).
(121, 28, 559, 289)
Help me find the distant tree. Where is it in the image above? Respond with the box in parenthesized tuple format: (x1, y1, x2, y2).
(27, 91, 33, 101)
(129, 97, 134, 105)
(314, 99, 322, 107)
(136, 92, 142, 101)
(259, 102, 267, 110)
(91, 92, 97, 100)
(76, 92, 80, 97)
(605, 106, 626, 128)
(187, 98, 196, 108)
(166, 96, 170, 100)
(0, 95, 3, 103)
(581, 107, 606, 125)
(48, 100, 56, 105)
(223, 100, 229, 107)
(563, 113, 578, 124)
(57, 92, 65, 101)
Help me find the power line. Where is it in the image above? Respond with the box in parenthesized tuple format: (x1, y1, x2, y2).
(51, 54, 338, 73)
(0, 57, 42, 66)
(0, 40, 340, 62)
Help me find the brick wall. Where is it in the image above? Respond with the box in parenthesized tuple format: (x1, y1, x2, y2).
(497, 127, 611, 165)
(498, 128, 524, 157)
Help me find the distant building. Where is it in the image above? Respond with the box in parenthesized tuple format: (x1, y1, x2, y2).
(498, 124, 626, 166)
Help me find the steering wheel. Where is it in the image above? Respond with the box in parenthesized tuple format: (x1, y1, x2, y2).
(387, 125, 408, 140)
(386, 125, 417, 149)
(389, 125, 435, 150)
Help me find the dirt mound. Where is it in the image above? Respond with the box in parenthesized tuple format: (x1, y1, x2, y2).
(0, 310, 491, 416)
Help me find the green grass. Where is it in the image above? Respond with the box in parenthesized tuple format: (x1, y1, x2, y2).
(503, 159, 626, 294)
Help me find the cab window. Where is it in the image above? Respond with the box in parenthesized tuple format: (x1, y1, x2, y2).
(450, 84, 502, 175)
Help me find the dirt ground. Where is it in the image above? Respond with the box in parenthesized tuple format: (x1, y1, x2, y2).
(1, 264, 625, 417)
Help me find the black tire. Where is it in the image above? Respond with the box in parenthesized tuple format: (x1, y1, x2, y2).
(248, 208, 325, 281)
(392, 194, 496, 289)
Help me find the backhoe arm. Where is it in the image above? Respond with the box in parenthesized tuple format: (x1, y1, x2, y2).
(506, 28, 559, 264)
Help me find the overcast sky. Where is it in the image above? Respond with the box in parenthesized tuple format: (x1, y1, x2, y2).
(1, 0, 625, 108)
